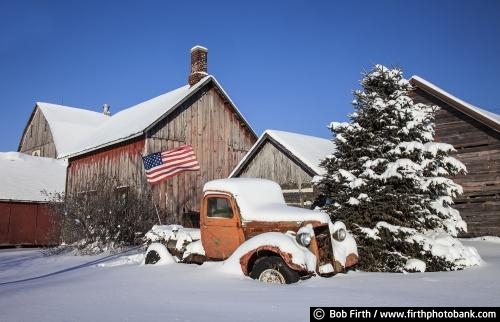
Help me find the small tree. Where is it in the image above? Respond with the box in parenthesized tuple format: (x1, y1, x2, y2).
(46, 175, 162, 254)
(317, 65, 473, 272)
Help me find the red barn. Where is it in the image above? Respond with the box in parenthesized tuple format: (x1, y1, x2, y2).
(0, 152, 65, 246)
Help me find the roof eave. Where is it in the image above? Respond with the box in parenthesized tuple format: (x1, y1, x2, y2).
(229, 131, 317, 178)
(144, 76, 213, 133)
(17, 103, 40, 152)
(146, 76, 257, 139)
(62, 132, 144, 159)
(229, 132, 268, 177)
(410, 76, 500, 133)
(62, 79, 211, 159)
(267, 135, 317, 176)
(209, 77, 258, 138)
(64, 75, 257, 159)
(0, 198, 50, 203)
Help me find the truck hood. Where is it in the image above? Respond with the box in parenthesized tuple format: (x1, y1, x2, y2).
(240, 204, 331, 224)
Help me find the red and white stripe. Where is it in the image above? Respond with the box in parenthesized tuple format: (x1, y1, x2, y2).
(146, 145, 200, 184)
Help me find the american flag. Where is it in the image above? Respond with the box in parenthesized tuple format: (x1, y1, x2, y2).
(142, 145, 200, 184)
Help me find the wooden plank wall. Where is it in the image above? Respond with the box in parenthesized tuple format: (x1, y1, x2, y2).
(67, 81, 256, 225)
(236, 140, 316, 207)
(67, 139, 146, 193)
(146, 83, 256, 223)
(0, 202, 60, 246)
(18, 107, 57, 158)
(412, 88, 500, 236)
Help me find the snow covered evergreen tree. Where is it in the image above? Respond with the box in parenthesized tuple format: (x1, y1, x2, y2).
(317, 65, 481, 272)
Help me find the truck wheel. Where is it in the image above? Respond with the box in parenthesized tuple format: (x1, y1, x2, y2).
(145, 243, 172, 265)
(250, 256, 299, 284)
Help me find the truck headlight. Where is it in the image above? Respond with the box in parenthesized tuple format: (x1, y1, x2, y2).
(296, 232, 312, 247)
(332, 228, 346, 241)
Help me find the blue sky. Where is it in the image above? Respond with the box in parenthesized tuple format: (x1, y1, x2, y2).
(1, 0, 499, 152)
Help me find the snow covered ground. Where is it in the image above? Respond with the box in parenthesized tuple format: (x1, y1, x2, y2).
(1, 238, 499, 322)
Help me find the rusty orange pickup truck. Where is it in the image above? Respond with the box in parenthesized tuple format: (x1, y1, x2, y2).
(144, 178, 358, 284)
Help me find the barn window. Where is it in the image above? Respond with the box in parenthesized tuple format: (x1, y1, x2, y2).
(114, 186, 129, 203)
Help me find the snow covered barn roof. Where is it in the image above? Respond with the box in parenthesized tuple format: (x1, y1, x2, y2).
(230, 130, 335, 177)
(58, 75, 255, 158)
(18, 102, 109, 158)
(20, 76, 255, 159)
(410, 76, 500, 133)
(0, 152, 67, 202)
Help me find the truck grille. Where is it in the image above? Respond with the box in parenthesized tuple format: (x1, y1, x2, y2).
(314, 225, 334, 273)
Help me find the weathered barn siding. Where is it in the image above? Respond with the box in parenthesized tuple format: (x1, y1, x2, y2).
(0, 202, 60, 246)
(412, 88, 500, 236)
(146, 82, 255, 222)
(67, 139, 146, 193)
(236, 140, 315, 207)
(18, 106, 57, 158)
(66, 81, 255, 225)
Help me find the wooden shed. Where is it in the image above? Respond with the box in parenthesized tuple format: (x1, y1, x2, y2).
(410, 76, 500, 237)
(19, 46, 257, 225)
(0, 152, 66, 246)
(230, 130, 335, 207)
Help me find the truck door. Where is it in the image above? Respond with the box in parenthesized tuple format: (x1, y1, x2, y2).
(201, 194, 244, 260)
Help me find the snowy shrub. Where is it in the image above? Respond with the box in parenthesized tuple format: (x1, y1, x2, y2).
(405, 258, 426, 273)
(316, 64, 480, 272)
(45, 175, 162, 254)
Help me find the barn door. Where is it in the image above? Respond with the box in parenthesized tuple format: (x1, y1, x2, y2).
(0, 203, 10, 245)
(9, 203, 36, 245)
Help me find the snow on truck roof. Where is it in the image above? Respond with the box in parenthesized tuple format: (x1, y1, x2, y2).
(203, 178, 330, 223)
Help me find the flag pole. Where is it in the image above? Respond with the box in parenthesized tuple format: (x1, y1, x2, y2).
(154, 203, 162, 225)
(141, 145, 200, 227)
(139, 150, 162, 226)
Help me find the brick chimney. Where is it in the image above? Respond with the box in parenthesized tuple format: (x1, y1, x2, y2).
(188, 45, 208, 86)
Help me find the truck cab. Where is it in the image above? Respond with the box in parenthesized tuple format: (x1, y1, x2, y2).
(145, 178, 358, 284)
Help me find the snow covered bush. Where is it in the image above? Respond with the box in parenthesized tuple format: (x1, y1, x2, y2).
(316, 64, 480, 272)
(46, 175, 161, 254)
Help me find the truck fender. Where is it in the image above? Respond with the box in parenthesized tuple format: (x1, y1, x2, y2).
(239, 245, 308, 276)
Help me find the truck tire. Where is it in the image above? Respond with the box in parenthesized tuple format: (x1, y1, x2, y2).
(250, 256, 299, 284)
(144, 243, 173, 265)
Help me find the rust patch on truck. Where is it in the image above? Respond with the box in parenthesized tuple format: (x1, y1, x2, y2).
(243, 220, 323, 239)
(334, 253, 359, 273)
(345, 253, 359, 268)
(239, 246, 308, 276)
(145, 178, 360, 284)
(334, 260, 344, 272)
